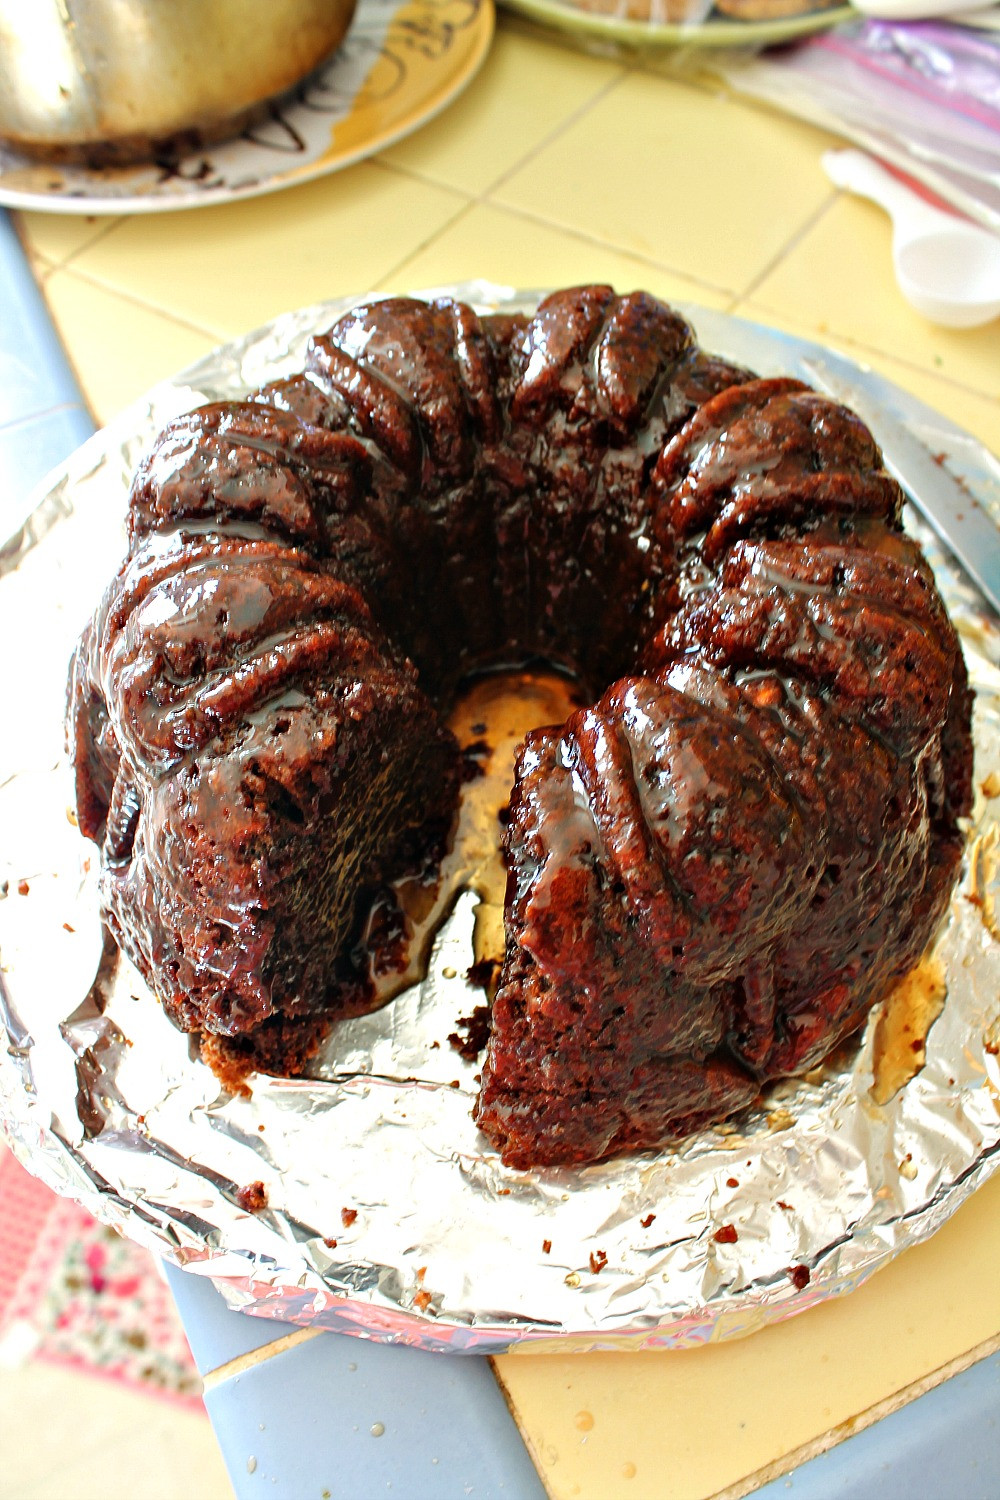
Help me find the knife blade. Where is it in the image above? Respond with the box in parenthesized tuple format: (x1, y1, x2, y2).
(801, 351, 1000, 617)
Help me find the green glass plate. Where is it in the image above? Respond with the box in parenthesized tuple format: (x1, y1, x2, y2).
(501, 0, 853, 49)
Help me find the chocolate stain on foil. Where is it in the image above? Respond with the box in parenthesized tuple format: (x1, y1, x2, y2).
(58, 926, 128, 1138)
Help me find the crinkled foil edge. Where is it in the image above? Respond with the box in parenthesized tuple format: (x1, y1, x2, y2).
(1, 283, 998, 1354)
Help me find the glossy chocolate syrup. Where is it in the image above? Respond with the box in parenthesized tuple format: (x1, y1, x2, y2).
(68, 286, 973, 1167)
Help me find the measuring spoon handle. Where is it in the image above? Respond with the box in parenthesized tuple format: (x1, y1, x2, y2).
(821, 149, 941, 238)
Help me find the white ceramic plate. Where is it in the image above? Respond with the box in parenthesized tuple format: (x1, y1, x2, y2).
(0, 0, 494, 215)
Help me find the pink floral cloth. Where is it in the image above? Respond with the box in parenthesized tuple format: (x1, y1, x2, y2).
(0, 1144, 202, 1407)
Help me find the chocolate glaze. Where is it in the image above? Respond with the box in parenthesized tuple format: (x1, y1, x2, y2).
(67, 286, 973, 1168)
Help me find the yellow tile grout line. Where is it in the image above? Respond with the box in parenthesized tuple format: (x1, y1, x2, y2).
(734, 301, 1000, 413)
(18, 61, 996, 414)
(368, 49, 844, 314)
(38, 203, 997, 416)
(491, 1331, 1000, 1500)
(57, 215, 129, 271)
(5, 52, 859, 390)
(490, 1358, 558, 1500)
(13, 210, 127, 275)
(635, 59, 724, 93)
(373, 54, 726, 215)
(468, 70, 629, 202)
(11, 216, 56, 281)
(380, 180, 743, 304)
(367, 181, 480, 292)
(39, 260, 228, 342)
(729, 189, 840, 312)
(367, 60, 630, 214)
(201, 1326, 327, 1391)
(710, 1331, 1000, 1500)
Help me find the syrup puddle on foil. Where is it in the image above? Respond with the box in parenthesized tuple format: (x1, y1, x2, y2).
(395, 667, 585, 994)
(869, 954, 947, 1107)
(309, 668, 585, 1080)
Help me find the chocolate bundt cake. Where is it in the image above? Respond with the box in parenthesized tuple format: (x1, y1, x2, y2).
(68, 285, 973, 1168)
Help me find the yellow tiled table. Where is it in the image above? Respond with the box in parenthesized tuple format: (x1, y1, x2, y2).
(18, 19, 999, 449)
(13, 15, 1000, 1497)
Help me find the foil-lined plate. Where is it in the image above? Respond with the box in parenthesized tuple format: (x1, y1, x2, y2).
(1, 284, 999, 1354)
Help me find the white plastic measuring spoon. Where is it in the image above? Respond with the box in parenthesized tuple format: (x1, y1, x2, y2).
(848, 0, 991, 18)
(822, 148, 1000, 328)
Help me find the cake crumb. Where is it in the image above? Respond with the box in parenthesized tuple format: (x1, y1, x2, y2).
(17, 880, 29, 896)
(466, 958, 501, 993)
(236, 1181, 267, 1213)
(341, 1207, 358, 1228)
(448, 1003, 491, 1060)
(713, 1224, 738, 1244)
(199, 1033, 253, 1096)
(726, 1177, 739, 1188)
(789, 1265, 811, 1290)
(323, 1237, 338, 1249)
(461, 740, 490, 781)
(414, 1289, 432, 1312)
(639, 1214, 655, 1229)
(776, 1200, 793, 1212)
(542, 1239, 552, 1253)
(589, 1249, 608, 1274)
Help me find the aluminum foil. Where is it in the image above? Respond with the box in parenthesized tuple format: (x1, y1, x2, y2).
(2, 285, 999, 1354)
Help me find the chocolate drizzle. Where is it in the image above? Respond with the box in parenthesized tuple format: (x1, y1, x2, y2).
(67, 286, 972, 1168)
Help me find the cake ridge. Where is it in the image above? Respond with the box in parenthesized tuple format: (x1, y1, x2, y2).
(67, 284, 973, 1168)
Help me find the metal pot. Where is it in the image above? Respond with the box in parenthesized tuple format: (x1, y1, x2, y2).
(0, 0, 358, 162)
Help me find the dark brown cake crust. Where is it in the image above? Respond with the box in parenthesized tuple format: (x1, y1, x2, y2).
(68, 286, 973, 1168)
